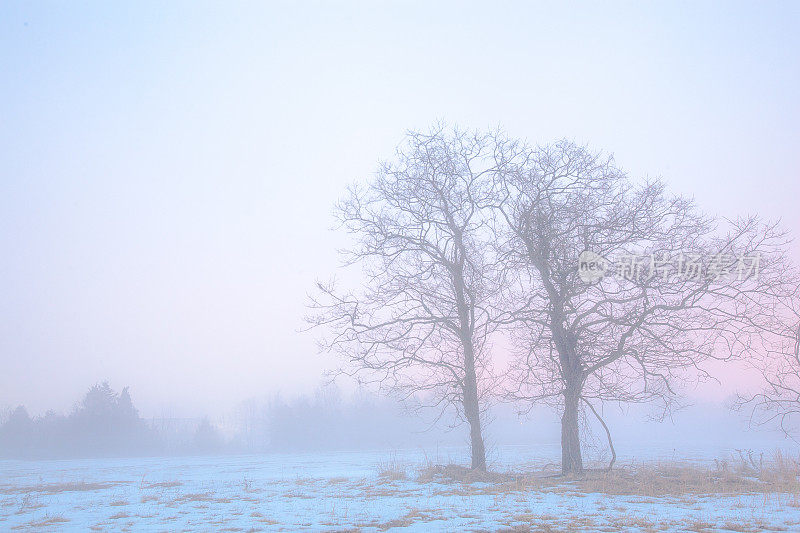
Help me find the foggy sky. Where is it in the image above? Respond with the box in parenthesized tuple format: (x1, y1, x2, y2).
(1, 1, 799, 418)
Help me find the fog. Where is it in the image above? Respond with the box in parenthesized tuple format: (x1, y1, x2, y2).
(2, 2, 799, 422)
(0, 381, 787, 462)
(3, 3, 800, 531)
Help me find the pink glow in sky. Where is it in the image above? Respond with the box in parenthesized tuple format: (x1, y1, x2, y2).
(1, 1, 798, 417)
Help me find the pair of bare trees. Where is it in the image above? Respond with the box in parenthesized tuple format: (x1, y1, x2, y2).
(308, 125, 799, 474)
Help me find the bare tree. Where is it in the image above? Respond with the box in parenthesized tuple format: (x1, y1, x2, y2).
(493, 140, 796, 474)
(735, 306, 800, 437)
(307, 125, 513, 470)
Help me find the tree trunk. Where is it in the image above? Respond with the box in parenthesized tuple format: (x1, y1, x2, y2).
(463, 385, 486, 471)
(561, 383, 583, 475)
(463, 342, 487, 471)
(452, 252, 486, 472)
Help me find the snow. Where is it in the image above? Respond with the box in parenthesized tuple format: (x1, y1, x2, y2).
(1, 446, 798, 531)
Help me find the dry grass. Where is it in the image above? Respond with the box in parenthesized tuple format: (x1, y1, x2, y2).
(172, 491, 232, 504)
(4, 451, 795, 531)
(576, 456, 800, 496)
(376, 456, 408, 481)
(498, 524, 569, 533)
(254, 516, 279, 525)
(505, 508, 793, 533)
(10, 514, 69, 530)
(14, 494, 43, 514)
(353, 507, 446, 531)
(719, 520, 769, 533)
(417, 463, 528, 484)
(414, 450, 800, 497)
(0, 481, 126, 495)
(177, 491, 214, 502)
(140, 480, 181, 489)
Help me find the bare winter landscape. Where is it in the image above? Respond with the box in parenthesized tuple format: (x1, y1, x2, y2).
(4, 446, 800, 532)
(2, 2, 800, 532)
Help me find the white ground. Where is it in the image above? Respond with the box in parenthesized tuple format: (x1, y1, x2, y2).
(1, 446, 798, 532)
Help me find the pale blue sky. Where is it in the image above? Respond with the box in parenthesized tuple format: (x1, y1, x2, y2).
(1, 1, 799, 416)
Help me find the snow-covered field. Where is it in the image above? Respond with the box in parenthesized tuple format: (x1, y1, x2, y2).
(1, 446, 799, 532)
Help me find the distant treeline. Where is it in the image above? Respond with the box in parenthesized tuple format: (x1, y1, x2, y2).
(0, 383, 160, 458)
(0, 383, 778, 460)
(0, 383, 461, 459)
(234, 386, 458, 452)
